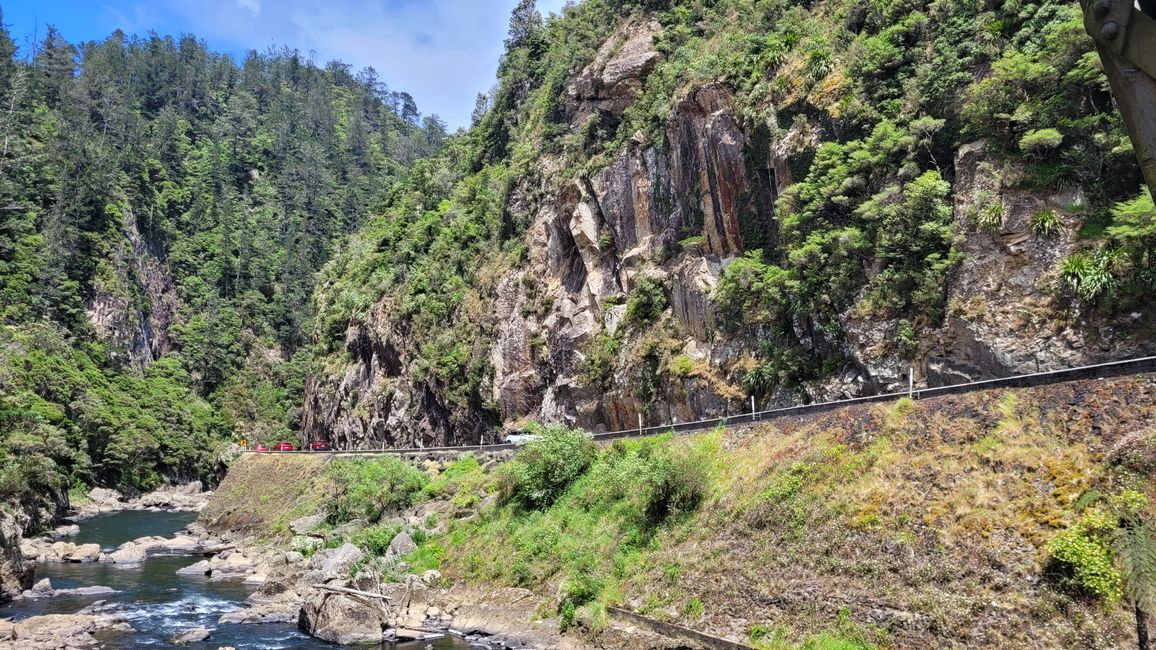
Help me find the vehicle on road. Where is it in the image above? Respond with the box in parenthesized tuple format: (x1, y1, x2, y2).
(505, 433, 541, 446)
(254, 443, 268, 452)
(272, 442, 295, 451)
(306, 440, 331, 451)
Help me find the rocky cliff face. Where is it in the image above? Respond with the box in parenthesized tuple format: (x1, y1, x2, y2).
(303, 15, 1154, 449)
(85, 205, 176, 371)
(0, 511, 32, 604)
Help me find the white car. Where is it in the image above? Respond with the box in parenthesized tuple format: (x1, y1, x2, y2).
(505, 434, 541, 446)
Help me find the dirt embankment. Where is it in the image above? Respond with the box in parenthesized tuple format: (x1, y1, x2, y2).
(199, 453, 334, 537)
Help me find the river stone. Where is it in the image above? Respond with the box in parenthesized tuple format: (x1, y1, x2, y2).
(284, 551, 305, 564)
(175, 480, 203, 495)
(388, 531, 417, 556)
(68, 543, 102, 563)
(176, 559, 211, 576)
(59, 585, 117, 596)
(52, 524, 80, 539)
(49, 541, 77, 561)
(219, 603, 296, 624)
(107, 543, 147, 564)
(19, 540, 39, 561)
(169, 626, 212, 645)
(30, 578, 52, 594)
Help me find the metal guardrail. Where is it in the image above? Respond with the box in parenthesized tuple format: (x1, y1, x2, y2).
(243, 355, 1156, 457)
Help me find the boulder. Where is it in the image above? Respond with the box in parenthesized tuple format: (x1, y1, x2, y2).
(298, 575, 386, 645)
(218, 603, 297, 624)
(306, 543, 363, 577)
(284, 551, 305, 564)
(57, 585, 117, 597)
(49, 541, 77, 562)
(30, 578, 52, 595)
(289, 513, 325, 536)
(87, 488, 122, 505)
(175, 480, 203, 495)
(68, 543, 102, 563)
(388, 532, 417, 557)
(0, 614, 133, 647)
(106, 543, 147, 564)
(169, 626, 212, 645)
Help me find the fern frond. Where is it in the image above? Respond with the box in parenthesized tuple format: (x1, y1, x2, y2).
(1114, 520, 1156, 614)
(1074, 489, 1105, 513)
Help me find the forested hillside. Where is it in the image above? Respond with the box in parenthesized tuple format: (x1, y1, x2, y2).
(0, 14, 445, 528)
(307, 0, 1155, 450)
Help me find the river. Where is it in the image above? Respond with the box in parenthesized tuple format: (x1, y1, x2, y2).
(1, 510, 476, 649)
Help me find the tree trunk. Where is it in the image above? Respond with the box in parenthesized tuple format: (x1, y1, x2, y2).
(1138, 603, 1150, 650)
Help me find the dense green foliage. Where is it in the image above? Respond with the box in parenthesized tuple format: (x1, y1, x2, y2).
(1059, 189, 1156, 308)
(502, 423, 598, 510)
(324, 456, 430, 524)
(0, 14, 444, 508)
(1046, 489, 1156, 610)
(445, 428, 719, 631)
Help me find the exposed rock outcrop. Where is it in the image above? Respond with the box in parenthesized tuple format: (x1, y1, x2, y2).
(0, 512, 32, 604)
(303, 17, 1154, 450)
(0, 614, 133, 648)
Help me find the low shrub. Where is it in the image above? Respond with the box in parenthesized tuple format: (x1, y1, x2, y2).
(350, 521, 403, 557)
(1019, 128, 1064, 157)
(325, 457, 429, 524)
(558, 569, 604, 631)
(1046, 525, 1121, 602)
(625, 275, 669, 326)
(505, 424, 597, 510)
(1030, 209, 1063, 238)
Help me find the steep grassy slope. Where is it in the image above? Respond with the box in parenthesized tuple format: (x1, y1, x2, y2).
(307, 0, 1155, 450)
(430, 375, 1156, 648)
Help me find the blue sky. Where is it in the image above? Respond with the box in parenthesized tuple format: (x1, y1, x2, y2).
(1, 0, 568, 128)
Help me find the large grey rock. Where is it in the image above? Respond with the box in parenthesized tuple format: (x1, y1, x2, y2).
(298, 575, 386, 645)
(388, 531, 417, 557)
(176, 560, 211, 576)
(68, 543, 102, 563)
(306, 543, 363, 576)
(106, 543, 147, 564)
(87, 488, 122, 505)
(218, 603, 296, 625)
(289, 513, 325, 536)
(0, 613, 133, 646)
(174, 481, 203, 495)
(51, 524, 80, 539)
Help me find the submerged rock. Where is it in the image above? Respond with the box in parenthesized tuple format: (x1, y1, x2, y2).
(169, 626, 212, 646)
